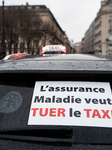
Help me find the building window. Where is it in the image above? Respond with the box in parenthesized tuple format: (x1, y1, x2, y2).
(20, 6, 24, 9)
(4, 7, 8, 9)
(27, 6, 32, 9)
(10, 7, 14, 9)
(35, 16, 38, 21)
(35, 25, 38, 30)
(15, 7, 18, 9)
(108, 46, 112, 51)
(35, 6, 39, 9)
(110, 6, 112, 12)
(110, 16, 112, 22)
(109, 35, 112, 41)
(110, 25, 112, 31)
(20, 42, 24, 48)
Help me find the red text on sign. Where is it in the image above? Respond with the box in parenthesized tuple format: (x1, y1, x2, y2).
(49, 47, 59, 50)
(84, 109, 111, 119)
(31, 108, 65, 117)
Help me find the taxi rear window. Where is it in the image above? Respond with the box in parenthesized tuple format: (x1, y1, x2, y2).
(0, 71, 112, 87)
(1, 71, 112, 145)
(43, 51, 64, 54)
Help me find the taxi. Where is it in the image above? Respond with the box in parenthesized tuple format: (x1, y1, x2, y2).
(3, 53, 31, 60)
(0, 54, 112, 150)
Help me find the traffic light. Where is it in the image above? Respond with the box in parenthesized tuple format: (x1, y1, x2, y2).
(99, 51, 102, 55)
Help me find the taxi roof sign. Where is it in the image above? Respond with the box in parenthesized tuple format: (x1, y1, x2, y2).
(42, 45, 66, 54)
(45, 45, 63, 51)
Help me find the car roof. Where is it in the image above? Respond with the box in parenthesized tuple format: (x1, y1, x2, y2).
(0, 54, 111, 73)
(37, 54, 107, 60)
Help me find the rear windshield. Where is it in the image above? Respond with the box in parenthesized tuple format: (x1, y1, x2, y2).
(43, 51, 65, 54)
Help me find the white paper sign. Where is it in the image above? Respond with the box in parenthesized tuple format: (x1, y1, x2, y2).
(28, 81, 112, 128)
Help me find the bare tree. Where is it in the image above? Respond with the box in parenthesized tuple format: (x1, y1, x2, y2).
(0, 7, 63, 56)
(19, 9, 44, 55)
(4, 9, 20, 54)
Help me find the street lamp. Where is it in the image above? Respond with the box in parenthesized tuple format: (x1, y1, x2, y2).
(2, 0, 6, 58)
(106, 38, 109, 56)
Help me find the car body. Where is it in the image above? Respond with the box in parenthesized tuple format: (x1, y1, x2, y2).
(0, 54, 112, 150)
(3, 53, 31, 60)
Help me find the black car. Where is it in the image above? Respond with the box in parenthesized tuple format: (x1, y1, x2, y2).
(0, 54, 112, 150)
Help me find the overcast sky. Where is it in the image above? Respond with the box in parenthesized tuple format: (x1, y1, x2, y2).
(3, 0, 102, 43)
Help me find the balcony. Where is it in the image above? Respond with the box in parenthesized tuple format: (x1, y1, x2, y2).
(101, 10, 112, 14)
(95, 22, 101, 29)
(94, 40, 101, 45)
(95, 31, 101, 37)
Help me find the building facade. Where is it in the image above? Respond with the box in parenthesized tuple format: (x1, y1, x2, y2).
(84, 21, 95, 54)
(0, 4, 70, 56)
(80, 37, 84, 54)
(83, 0, 112, 57)
(73, 42, 81, 53)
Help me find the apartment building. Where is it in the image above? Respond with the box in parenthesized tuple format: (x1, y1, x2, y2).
(80, 37, 84, 54)
(0, 4, 70, 56)
(84, 0, 112, 56)
(84, 21, 95, 54)
(73, 42, 81, 53)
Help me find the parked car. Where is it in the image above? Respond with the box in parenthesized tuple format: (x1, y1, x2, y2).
(0, 54, 112, 150)
(3, 53, 31, 60)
